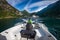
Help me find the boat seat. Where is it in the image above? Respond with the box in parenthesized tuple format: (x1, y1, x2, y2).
(20, 30, 36, 40)
(0, 34, 7, 40)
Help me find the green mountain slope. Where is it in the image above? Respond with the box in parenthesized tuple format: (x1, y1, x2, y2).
(36, 1, 60, 18)
(0, 0, 22, 19)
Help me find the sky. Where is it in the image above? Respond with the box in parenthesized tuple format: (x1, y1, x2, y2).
(6, 0, 58, 13)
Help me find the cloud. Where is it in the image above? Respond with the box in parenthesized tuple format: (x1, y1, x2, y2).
(6, 0, 28, 6)
(6, 0, 58, 13)
(25, 0, 58, 13)
(6, 0, 30, 11)
(25, 5, 48, 13)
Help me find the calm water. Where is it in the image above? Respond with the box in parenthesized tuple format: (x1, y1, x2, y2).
(0, 18, 60, 40)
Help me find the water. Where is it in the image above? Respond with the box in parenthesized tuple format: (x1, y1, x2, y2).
(0, 18, 60, 40)
(43, 18, 60, 40)
(0, 18, 23, 32)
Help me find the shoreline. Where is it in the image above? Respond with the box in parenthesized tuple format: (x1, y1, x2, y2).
(0, 17, 60, 19)
(0, 17, 21, 19)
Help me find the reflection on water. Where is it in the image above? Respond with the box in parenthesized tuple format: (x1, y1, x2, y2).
(0, 18, 60, 40)
(0, 18, 23, 32)
(43, 18, 60, 40)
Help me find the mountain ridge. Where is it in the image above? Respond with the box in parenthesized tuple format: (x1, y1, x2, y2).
(36, 1, 60, 18)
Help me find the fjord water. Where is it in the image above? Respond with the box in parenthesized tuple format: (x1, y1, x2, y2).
(0, 18, 60, 40)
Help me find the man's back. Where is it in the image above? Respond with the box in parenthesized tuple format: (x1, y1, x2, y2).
(26, 18, 33, 30)
(26, 23, 33, 30)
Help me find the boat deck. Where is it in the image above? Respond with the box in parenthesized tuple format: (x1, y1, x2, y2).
(0, 23, 57, 40)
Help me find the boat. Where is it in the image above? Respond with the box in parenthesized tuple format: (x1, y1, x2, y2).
(0, 20, 57, 40)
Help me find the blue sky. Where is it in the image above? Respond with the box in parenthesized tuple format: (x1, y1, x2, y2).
(6, 0, 58, 13)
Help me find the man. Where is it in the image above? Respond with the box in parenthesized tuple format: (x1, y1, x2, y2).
(26, 18, 33, 30)
(20, 18, 36, 40)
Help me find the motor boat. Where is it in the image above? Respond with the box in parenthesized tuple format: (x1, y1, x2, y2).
(0, 21, 57, 40)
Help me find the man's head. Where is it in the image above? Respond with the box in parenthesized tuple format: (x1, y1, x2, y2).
(28, 18, 32, 24)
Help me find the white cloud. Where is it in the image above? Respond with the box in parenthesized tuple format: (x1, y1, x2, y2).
(32, 6, 48, 13)
(26, 6, 48, 13)
(6, 0, 58, 13)
(25, 0, 58, 13)
(6, 0, 27, 6)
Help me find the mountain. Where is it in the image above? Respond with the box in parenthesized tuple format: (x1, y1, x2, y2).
(36, 1, 60, 18)
(0, 0, 22, 18)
